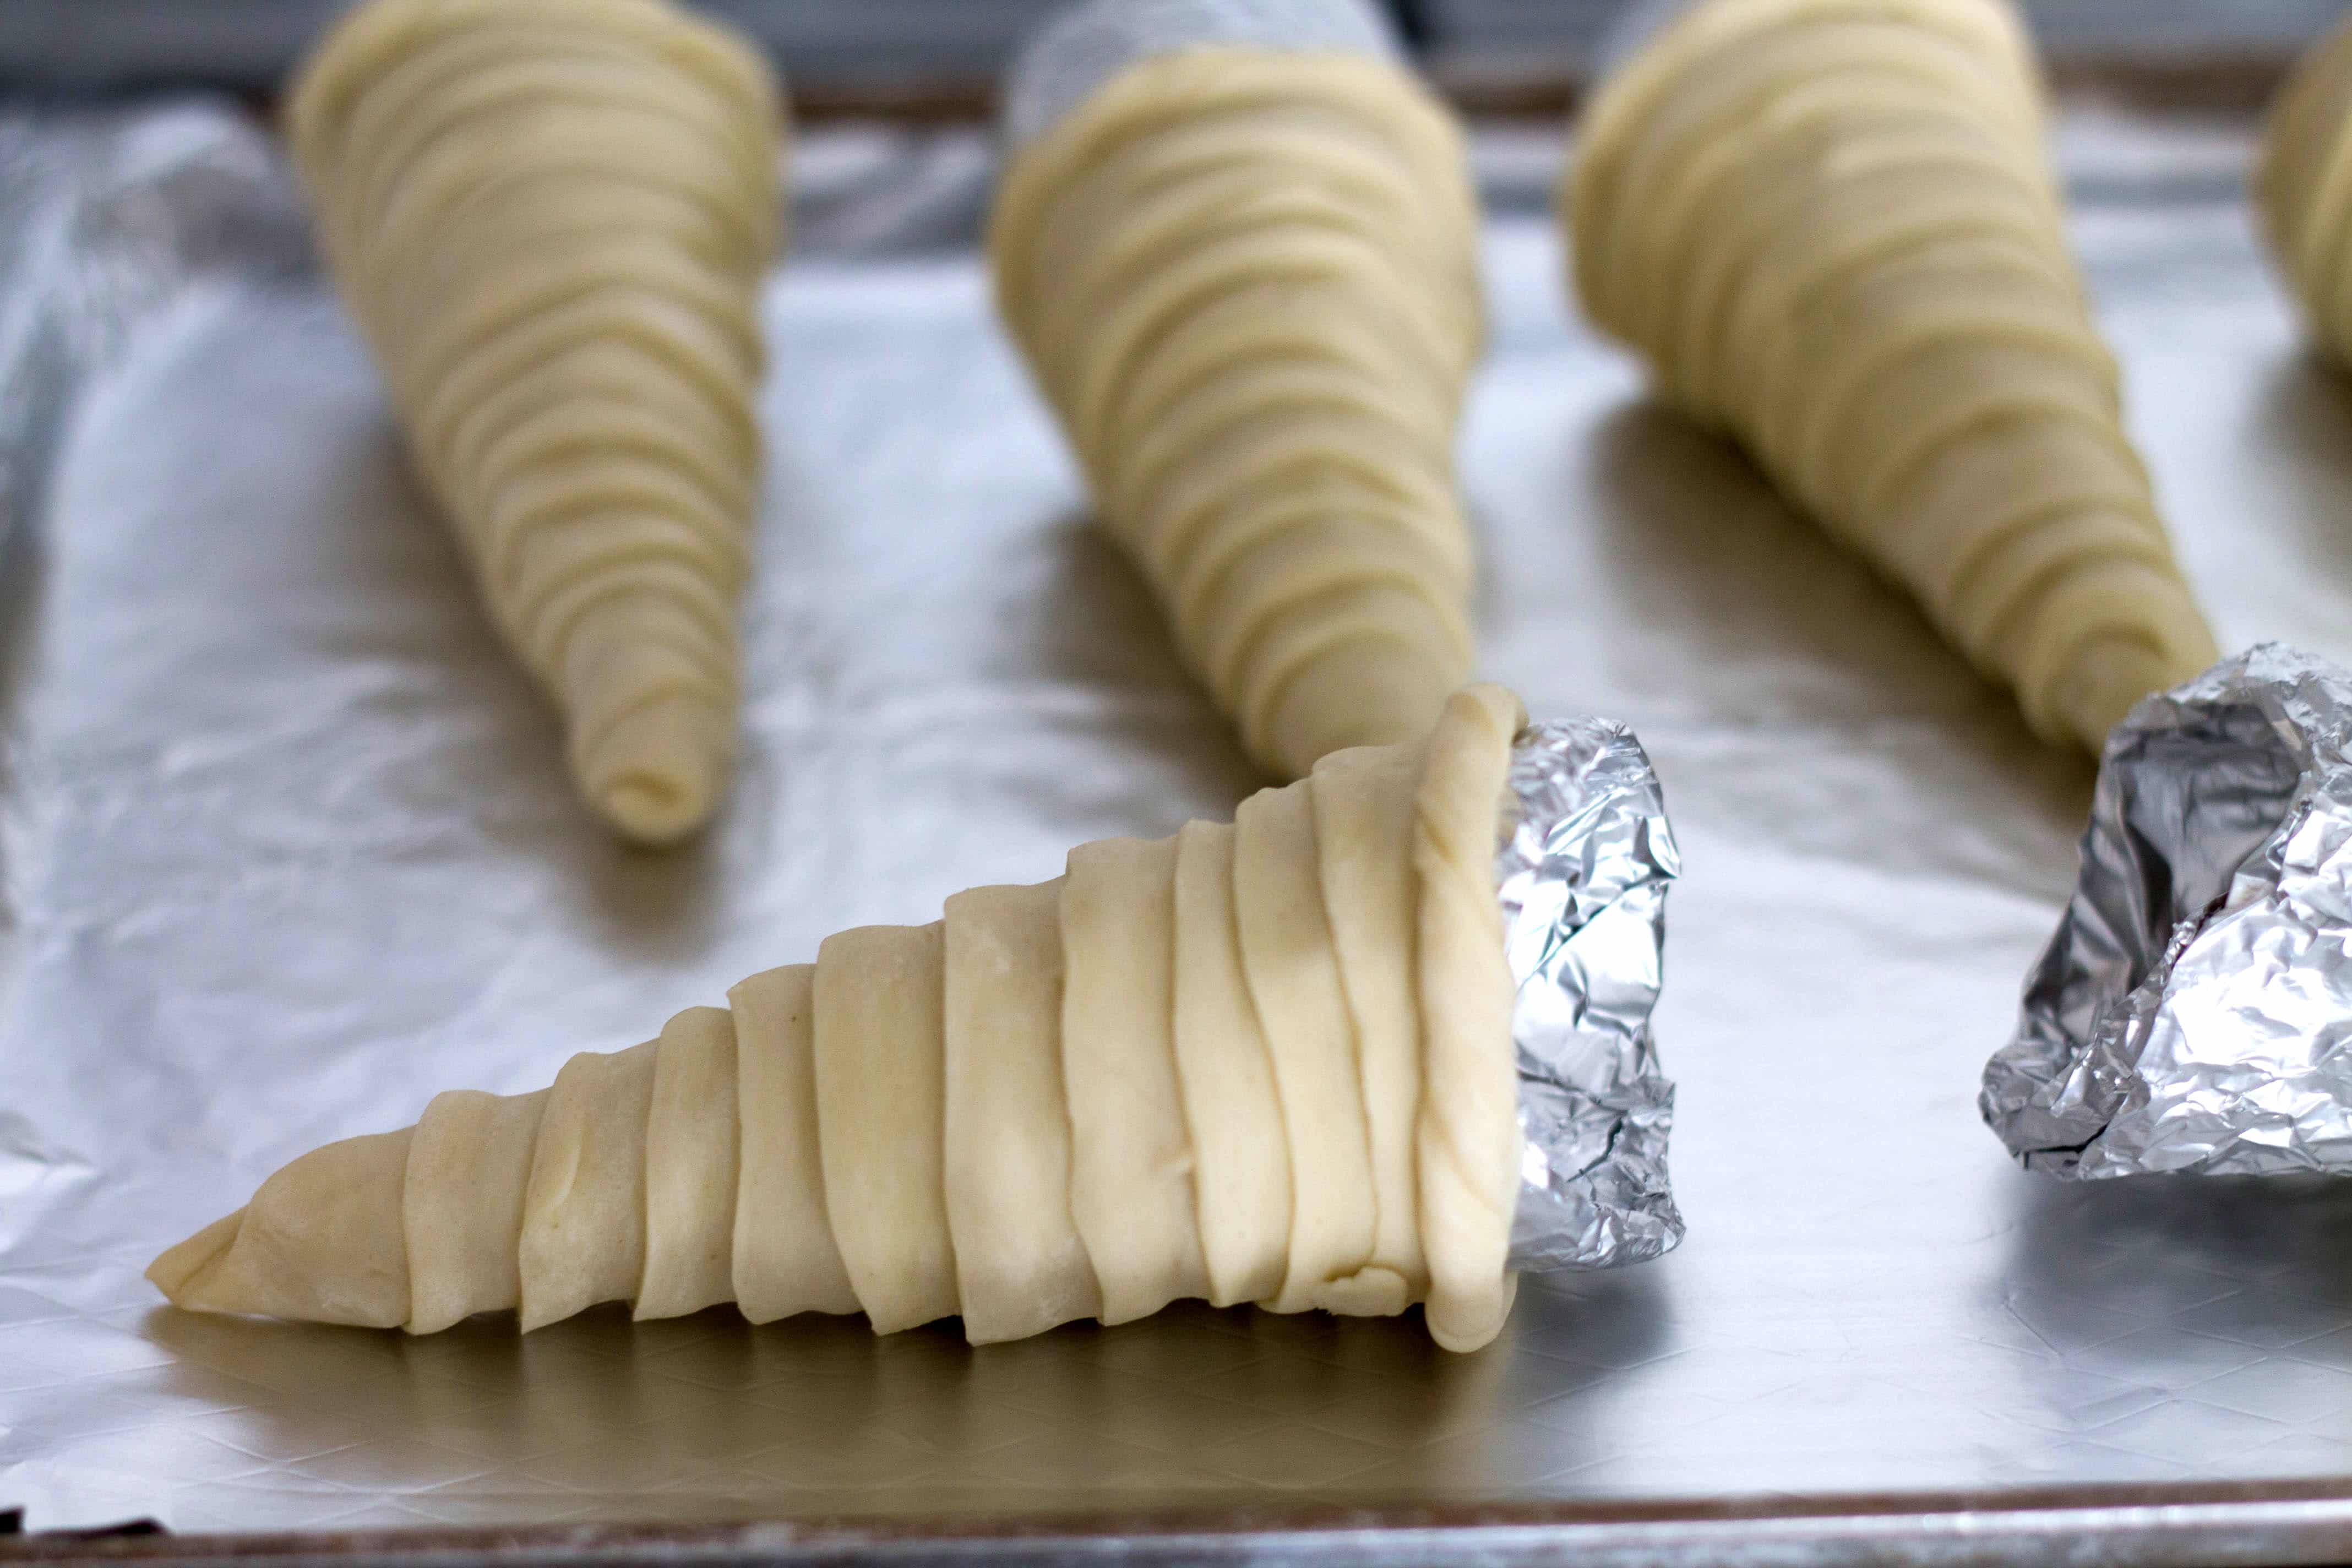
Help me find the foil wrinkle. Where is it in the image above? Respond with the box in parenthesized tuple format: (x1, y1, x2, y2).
(1501, 718, 1684, 1270)
(0, 101, 307, 559)
(16, 102, 2352, 1533)
(1983, 644, 2352, 1178)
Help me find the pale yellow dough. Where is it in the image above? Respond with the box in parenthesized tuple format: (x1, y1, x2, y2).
(990, 51, 1484, 780)
(149, 687, 1527, 1352)
(285, 0, 786, 842)
(1061, 837, 1212, 1325)
(727, 963, 861, 1322)
(2259, 16, 2352, 366)
(1567, 0, 2215, 752)
(943, 880, 1101, 1344)
(813, 923, 960, 1335)
(1168, 819, 1293, 1307)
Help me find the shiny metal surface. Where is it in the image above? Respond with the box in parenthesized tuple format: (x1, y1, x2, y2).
(1502, 719, 1683, 1272)
(1984, 644, 2352, 1178)
(0, 102, 308, 553)
(15, 1485, 2352, 1567)
(6, 104, 2352, 1542)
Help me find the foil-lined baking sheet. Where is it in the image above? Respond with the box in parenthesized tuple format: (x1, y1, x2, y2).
(6, 102, 2352, 1539)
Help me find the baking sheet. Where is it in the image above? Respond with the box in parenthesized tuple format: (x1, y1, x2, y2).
(5, 105, 2352, 1540)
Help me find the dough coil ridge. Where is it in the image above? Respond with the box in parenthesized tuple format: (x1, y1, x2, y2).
(992, 50, 1484, 780)
(2261, 16, 2352, 369)
(149, 688, 1528, 1351)
(1568, 0, 2215, 752)
(285, 0, 785, 842)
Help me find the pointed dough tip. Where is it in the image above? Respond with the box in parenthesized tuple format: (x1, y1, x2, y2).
(581, 692, 728, 843)
(146, 1130, 415, 1327)
(148, 1209, 246, 1306)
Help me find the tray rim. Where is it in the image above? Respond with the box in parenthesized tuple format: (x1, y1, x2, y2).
(9, 1478, 2352, 1567)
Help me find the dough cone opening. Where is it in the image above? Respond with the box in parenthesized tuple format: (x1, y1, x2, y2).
(579, 690, 727, 843)
(603, 773, 695, 842)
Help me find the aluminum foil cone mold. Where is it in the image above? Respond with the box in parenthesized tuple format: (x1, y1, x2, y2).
(2257, 14, 2352, 366)
(1983, 645, 2352, 1178)
(989, 0, 1485, 780)
(1501, 718, 1684, 1271)
(152, 687, 1685, 1349)
(1565, 0, 2217, 754)
(283, 0, 787, 844)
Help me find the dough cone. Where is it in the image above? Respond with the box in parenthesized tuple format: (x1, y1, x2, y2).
(1567, 0, 2215, 751)
(990, 46, 1484, 780)
(285, 0, 785, 842)
(150, 685, 1527, 1352)
(2258, 15, 2352, 367)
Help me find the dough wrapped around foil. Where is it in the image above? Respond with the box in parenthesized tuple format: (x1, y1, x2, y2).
(285, 0, 786, 843)
(153, 688, 1525, 1351)
(150, 688, 1684, 1351)
(1566, 0, 2216, 754)
(2258, 13, 2352, 367)
(989, 0, 1483, 781)
(1984, 645, 2352, 1178)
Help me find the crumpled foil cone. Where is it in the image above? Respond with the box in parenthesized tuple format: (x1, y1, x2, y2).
(1983, 644, 2352, 1178)
(1502, 719, 1685, 1269)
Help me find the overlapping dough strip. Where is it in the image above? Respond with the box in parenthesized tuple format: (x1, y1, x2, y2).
(286, 0, 784, 842)
(149, 688, 1527, 1351)
(2259, 15, 2352, 366)
(1568, 0, 2215, 751)
(992, 50, 1484, 779)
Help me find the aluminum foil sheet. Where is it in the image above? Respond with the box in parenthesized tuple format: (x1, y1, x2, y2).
(1502, 720, 1682, 1271)
(0, 101, 308, 558)
(10, 99, 2352, 1539)
(999, 0, 1401, 150)
(1981, 644, 2352, 1177)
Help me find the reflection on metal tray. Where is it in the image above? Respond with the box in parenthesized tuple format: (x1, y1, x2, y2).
(4, 105, 2352, 1559)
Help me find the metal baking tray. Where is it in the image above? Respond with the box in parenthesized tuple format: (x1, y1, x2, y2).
(3, 101, 2352, 1562)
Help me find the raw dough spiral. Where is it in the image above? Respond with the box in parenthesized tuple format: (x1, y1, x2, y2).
(991, 50, 1485, 780)
(286, 0, 785, 842)
(149, 686, 1528, 1352)
(1568, 0, 2215, 751)
(2258, 14, 2352, 367)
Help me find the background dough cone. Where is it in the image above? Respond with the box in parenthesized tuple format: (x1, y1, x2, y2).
(285, 0, 785, 843)
(150, 686, 1527, 1351)
(992, 49, 1484, 780)
(2258, 14, 2352, 367)
(1567, 0, 2215, 752)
